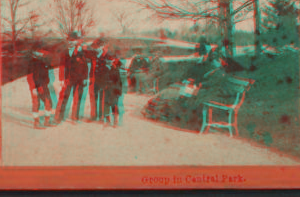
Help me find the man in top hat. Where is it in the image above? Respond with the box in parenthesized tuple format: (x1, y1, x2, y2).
(103, 56, 123, 127)
(89, 37, 114, 122)
(27, 41, 54, 129)
(54, 31, 89, 124)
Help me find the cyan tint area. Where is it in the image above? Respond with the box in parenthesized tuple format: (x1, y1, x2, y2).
(1, 0, 299, 166)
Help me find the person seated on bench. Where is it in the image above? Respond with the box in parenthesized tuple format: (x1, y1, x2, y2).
(146, 49, 235, 129)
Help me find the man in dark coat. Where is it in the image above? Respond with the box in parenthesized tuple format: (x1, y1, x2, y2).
(27, 42, 54, 129)
(54, 31, 89, 124)
(89, 38, 114, 122)
(103, 57, 123, 127)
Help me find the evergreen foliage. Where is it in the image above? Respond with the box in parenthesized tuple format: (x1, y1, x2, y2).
(261, 0, 299, 48)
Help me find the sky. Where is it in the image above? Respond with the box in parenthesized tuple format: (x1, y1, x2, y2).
(1, 0, 265, 38)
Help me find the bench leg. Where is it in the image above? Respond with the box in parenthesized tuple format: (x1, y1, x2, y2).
(228, 109, 234, 137)
(154, 79, 158, 94)
(200, 105, 211, 134)
(233, 109, 239, 136)
(200, 105, 208, 133)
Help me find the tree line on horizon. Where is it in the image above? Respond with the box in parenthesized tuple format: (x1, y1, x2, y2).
(1, 0, 299, 63)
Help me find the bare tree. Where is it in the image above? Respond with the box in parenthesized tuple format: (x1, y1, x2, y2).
(49, 0, 95, 38)
(112, 10, 136, 34)
(1, 0, 31, 62)
(129, 0, 255, 57)
(27, 10, 53, 40)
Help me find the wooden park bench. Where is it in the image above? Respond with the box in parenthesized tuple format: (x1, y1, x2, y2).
(200, 76, 255, 137)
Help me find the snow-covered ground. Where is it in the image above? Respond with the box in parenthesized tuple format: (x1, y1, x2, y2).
(2, 69, 300, 166)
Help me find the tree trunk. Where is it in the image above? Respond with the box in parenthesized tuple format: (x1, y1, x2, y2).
(11, 3, 17, 68)
(228, 0, 235, 57)
(254, 0, 262, 58)
(218, 0, 226, 54)
(219, 0, 232, 58)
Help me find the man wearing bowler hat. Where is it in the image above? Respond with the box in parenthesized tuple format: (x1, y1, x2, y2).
(54, 31, 89, 124)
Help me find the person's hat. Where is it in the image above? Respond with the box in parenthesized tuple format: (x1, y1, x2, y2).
(68, 31, 80, 41)
(132, 46, 144, 53)
(31, 40, 43, 51)
(222, 39, 229, 47)
(151, 48, 163, 55)
(92, 37, 107, 48)
(198, 36, 207, 44)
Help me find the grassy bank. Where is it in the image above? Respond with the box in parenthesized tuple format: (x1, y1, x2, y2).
(144, 51, 300, 158)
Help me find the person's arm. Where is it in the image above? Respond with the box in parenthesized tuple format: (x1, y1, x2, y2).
(129, 58, 137, 73)
(89, 57, 96, 84)
(81, 53, 89, 85)
(27, 58, 36, 91)
(118, 71, 123, 95)
(59, 53, 66, 83)
(202, 68, 227, 89)
(143, 58, 150, 72)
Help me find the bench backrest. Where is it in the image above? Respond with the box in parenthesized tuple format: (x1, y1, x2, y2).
(226, 77, 254, 107)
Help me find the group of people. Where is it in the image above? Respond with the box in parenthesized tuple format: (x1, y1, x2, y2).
(128, 48, 163, 95)
(27, 31, 164, 130)
(27, 31, 125, 129)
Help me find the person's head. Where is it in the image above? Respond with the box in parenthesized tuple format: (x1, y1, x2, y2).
(132, 47, 143, 56)
(67, 31, 82, 48)
(187, 78, 195, 85)
(208, 47, 220, 61)
(31, 41, 43, 57)
(152, 49, 163, 58)
(92, 37, 108, 53)
(31, 40, 42, 51)
(198, 36, 207, 44)
(222, 39, 229, 48)
(32, 50, 44, 59)
(106, 57, 119, 70)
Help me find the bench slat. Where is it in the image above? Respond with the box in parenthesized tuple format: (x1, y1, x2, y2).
(228, 77, 250, 86)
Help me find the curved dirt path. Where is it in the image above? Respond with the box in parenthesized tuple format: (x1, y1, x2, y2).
(2, 73, 300, 166)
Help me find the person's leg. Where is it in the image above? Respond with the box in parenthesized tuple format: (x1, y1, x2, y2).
(134, 73, 141, 93)
(41, 85, 54, 126)
(140, 72, 150, 94)
(99, 86, 105, 121)
(117, 94, 124, 126)
(73, 82, 84, 121)
(54, 82, 72, 123)
(30, 88, 42, 129)
(110, 96, 119, 127)
(89, 82, 96, 119)
(103, 89, 112, 125)
(92, 83, 99, 120)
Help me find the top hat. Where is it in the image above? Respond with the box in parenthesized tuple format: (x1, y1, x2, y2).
(31, 40, 44, 51)
(68, 31, 81, 41)
(132, 46, 144, 55)
(222, 39, 229, 47)
(92, 37, 107, 48)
